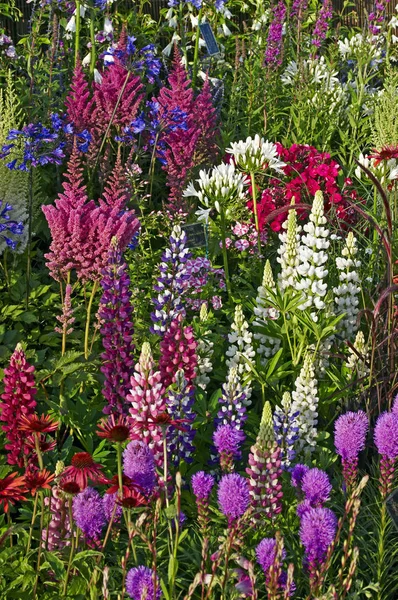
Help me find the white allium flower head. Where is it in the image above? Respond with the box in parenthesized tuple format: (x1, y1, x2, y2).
(226, 135, 286, 173)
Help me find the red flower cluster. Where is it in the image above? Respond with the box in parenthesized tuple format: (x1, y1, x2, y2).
(248, 143, 360, 232)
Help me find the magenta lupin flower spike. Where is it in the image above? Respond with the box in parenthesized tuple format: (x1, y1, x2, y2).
(159, 314, 197, 390)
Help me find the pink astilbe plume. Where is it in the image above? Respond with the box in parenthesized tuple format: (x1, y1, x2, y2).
(159, 314, 198, 389)
(127, 343, 166, 466)
(65, 58, 94, 133)
(157, 45, 194, 119)
(162, 126, 200, 212)
(0, 344, 37, 467)
(192, 77, 220, 166)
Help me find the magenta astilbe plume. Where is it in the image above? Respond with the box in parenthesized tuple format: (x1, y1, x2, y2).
(157, 46, 194, 119)
(125, 566, 162, 600)
(311, 0, 333, 49)
(334, 410, 368, 488)
(0, 344, 37, 467)
(192, 471, 214, 533)
(123, 440, 156, 495)
(299, 507, 337, 572)
(159, 314, 197, 389)
(73, 487, 106, 546)
(99, 240, 135, 415)
(218, 473, 250, 522)
(43, 486, 71, 550)
(374, 411, 398, 498)
(192, 78, 219, 167)
(55, 283, 75, 337)
(127, 343, 166, 467)
(65, 58, 94, 133)
(213, 423, 245, 472)
(264, 2, 286, 69)
(162, 126, 200, 212)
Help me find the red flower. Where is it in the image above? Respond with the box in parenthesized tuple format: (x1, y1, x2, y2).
(25, 434, 57, 454)
(96, 414, 131, 443)
(0, 472, 27, 512)
(61, 452, 103, 491)
(18, 413, 59, 434)
(58, 478, 81, 495)
(117, 486, 148, 509)
(24, 468, 55, 496)
(369, 145, 398, 166)
(102, 474, 145, 496)
(131, 412, 189, 433)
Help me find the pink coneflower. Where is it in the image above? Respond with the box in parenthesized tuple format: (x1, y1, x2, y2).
(18, 413, 59, 434)
(61, 452, 103, 491)
(96, 414, 131, 442)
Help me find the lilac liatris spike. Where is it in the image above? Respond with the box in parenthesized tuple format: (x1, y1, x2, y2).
(166, 370, 196, 466)
(192, 471, 214, 533)
(159, 314, 197, 389)
(0, 343, 37, 467)
(151, 224, 191, 335)
(299, 506, 337, 574)
(213, 423, 245, 472)
(246, 402, 283, 521)
(218, 473, 250, 522)
(256, 538, 293, 593)
(125, 566, 162, 599)
(127, 343, 166, 467)
(123, 440, 156, 496)
(72, 487, 106, 547)
(374, 411, 398, 498)
(334, 410, 368, 488)
(99, 239, 135, 415)
(300, 468, 331, 511)
(103, 492, 122, 523)
(291, 463, 310, 489)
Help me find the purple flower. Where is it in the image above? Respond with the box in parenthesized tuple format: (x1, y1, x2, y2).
(167, 374, 196, 466)
(125, 566, 162, 599)
(299, 507, 337, 566)
(264, 1, 286, 69)
(103, 492, 122, 523)
(123, 441, 156, 495)
(301, 468, 331, 506)
(291, 464, 309, 489)
(0, 200, 24, 250)
(334, 411, 368, 460)
(311, 0, 332, 48)
(296, 499, 312, 518)
(374, 412, 398, 459)
(72, 487, 106, 544)
(218, 473, 250, 520)
(256, 538, 286, 573)
(192, 471, 214, 500)
(213, 424, 245, 457)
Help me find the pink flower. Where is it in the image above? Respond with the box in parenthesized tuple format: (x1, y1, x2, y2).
(159, 314, 197, 389)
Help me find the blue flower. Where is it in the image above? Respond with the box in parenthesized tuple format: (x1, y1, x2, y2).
(0, 200, 24, 251)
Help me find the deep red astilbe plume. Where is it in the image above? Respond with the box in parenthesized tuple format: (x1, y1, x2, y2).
(42, 148, 100, 282)
(65, 58, 94, 133)
(192, 77, 220, 167)
(157, 45, 194, 120)
(159, 314, 198, 389)
(0, 344, 37, 467)
(163, 125, 200, 213)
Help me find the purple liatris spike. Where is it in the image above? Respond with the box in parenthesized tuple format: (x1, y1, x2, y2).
(218, 473, 250, 522)
(72, 487, 106, 547)
(246, 402, 283, 521)
(99, 239, 135, 415)
(301, 468, 332, 506)
(166, 370, 196, 466)
(103, 492, 122, 523)
(213, 423, 245, 472)
(334, 410, 368, 488)
(299, 507, 337, 573)
(127, 343, 166, 468)
(291, 463, 309, 489)
(374, 411, 398, 498)
(150, 224, 191, 336)
(256, 538, 293, 593)
(192, 471, 214, 533)
(264, 1, 286, 69)
(273, 391, 300, 469)
(125, 566, 162, 600)
(159, 314, 197, 389)
(123, 440, 156, 496)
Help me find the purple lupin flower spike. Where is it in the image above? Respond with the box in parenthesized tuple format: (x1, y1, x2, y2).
(98, 238, 135, 415)
(215, 367, 247, 431)
(150, 224, 191, 336)
(166, 370, 196, 466)
(334, 410, 368, 489)
(273, 392, 300, 470)
(374, 411, 398, 499)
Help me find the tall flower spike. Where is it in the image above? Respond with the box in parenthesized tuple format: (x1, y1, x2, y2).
(0, 343, 37, 467)
(277, 199, 301, 292)
(253, 260, 281, 365)
(246, 402, 283, 521)
(273, 391, 300, 469)
(192, 77, 219, 167)
(98, 239, 135, 415)
(55, 283, 75, 338)
(374, 411, 398, 499)
(196, 304, 214, 391)
(123, 440, 157, 495)
(166, 370, 196, 466)
(65, 58, 94, 134)
(296, 190, 330, 319)
(333, 232, 361, 340)
(192, 471, 214, 534)
(73, 487, 106, 547)
(291, 353, 319, 453)
(226, 305, 255, 404)
(215, 366, 248, 431)
(43, 485, 71, 551)
(299, 507, 337, 579)
(213, 423, 245, 472)
(159, 314, 197, 389)
(345, 330, 369, 379)
(127, 343, 166, 467)
(150, 224, 191, 335)
(263, 1, 286, 69)
(334, 410, 368, 489)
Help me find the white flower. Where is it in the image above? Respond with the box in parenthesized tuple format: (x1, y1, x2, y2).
(184, 162, 247, 214)
(277, 200, 301, 291)
(291, 354, 319, 452)
(104, 17, 113, 34)
(253, 261, 281, 364)
(66, 15, 76, 32)
(227, 135, 286, 173)
(346, 331, 369, 379)
(82, 53, 91, 67)
(226, 305, 255, 404)
(333, 232, 361, 339)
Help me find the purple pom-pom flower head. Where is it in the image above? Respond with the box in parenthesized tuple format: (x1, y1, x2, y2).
(256, 538, 286, 573)
(73, 487, 106, 546)
(123, 441, 156, 495)
(299, 507, 337, 567)
(103, 492, 122, 523)
(334, 410, 368, 488)
(374, 411, 398, 498)
(213, 424, 245, 472)
(125, 566, 162, 599)
(192, 471, 214, 500)
(301, 468, 331, 507)
(218, 473, 250, 521)
(291, 464, 309, 489)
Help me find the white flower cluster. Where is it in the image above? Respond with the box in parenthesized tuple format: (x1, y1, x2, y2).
(196, 304, 214, 391)
(226, 135, 286, 173)
(184, 163, 247, 223)
(355, 152, 398, 183)
(291, 353, 319, 452)
(338, 33, 382, 60)
(346, 331, 369, 379)
(333, 232, 361, 339)
(253, 260, 281, 363)
(226, 304, 255, 403)
(277, 201, 301, 291)
(296, 190, 330, 317)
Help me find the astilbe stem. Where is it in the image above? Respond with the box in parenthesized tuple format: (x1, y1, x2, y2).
(98, 239, 135, 415)
(0, 343, 37, 467)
